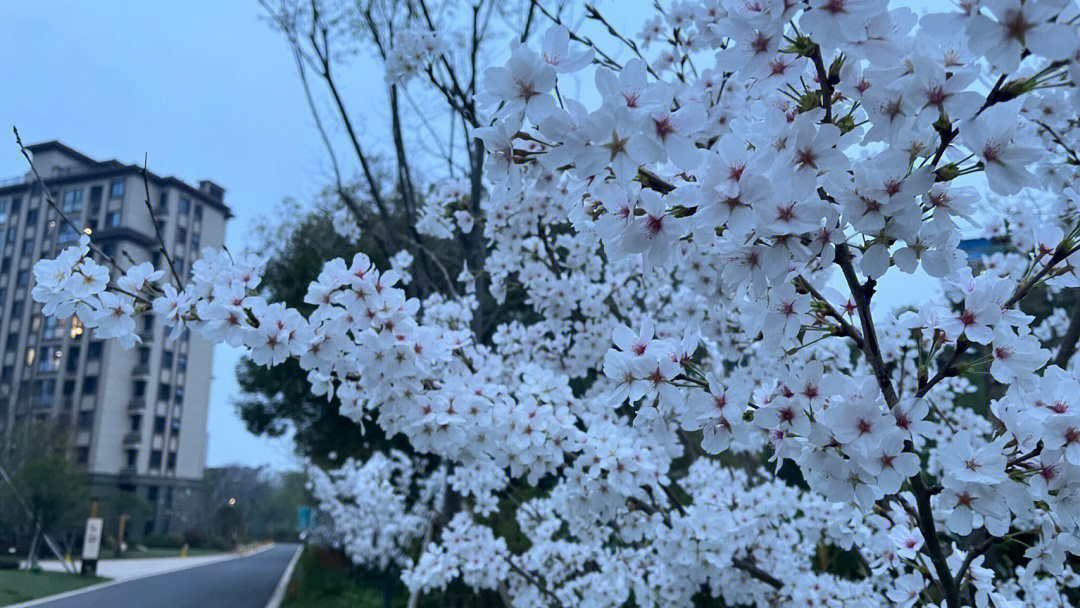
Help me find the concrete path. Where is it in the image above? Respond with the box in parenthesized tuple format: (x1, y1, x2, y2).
(13, 544, 301, 608)
(32, 551, 237, 579)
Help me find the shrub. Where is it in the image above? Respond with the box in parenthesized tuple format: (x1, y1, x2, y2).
(182, 528, 203, 548)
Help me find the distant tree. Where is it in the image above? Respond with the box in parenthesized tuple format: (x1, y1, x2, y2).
(192, 465, 312, 544)
(0, 421, 86, 559)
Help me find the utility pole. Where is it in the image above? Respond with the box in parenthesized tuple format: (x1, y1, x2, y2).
(115, 514, 128, 558)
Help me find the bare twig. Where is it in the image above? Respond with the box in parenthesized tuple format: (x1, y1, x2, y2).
(504, 555, 566, 608)
(13, 127, 122, 271)
(141, 154, 182, 287)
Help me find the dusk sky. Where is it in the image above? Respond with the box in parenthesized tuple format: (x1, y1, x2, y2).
(0, 1, 351, 469)
(0, 0, 944, 469)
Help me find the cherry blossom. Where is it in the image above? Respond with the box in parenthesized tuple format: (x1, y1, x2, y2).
(28, 3, 1080, 607)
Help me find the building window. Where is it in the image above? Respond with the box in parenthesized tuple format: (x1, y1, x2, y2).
(194, 205, 202, 221)
(75, 447, 89, 464)
(126, 449, 137, 467)
(1, 258, 8, 273)
(0, 366, 11, 383)
(149, 450, 162, 469)
(133, 380, 146, 397)
(190, 234, 200, 250)
(161, 350, 173, 368)
(105, 211, 121, 227)
(175, 227, 187, 244)
(89, 185, 103, 206)
(174, 387, 184, 404)
(166, 452, 177, 471)
(16, 270, 28, 287)
(139, 346, 151, 365)
(62, 189, 83, 213)
(81, 376, 98, 395)
(66, 346, 80, 372)
(37, 349, 60, 373)
(33, 379, 55, 408)
(87, 342, 102, 360)
(158, 192, 168, 211)
(63, 379, 76, 396)
(20, 240, 33, 257)
(56, 223, 78, 247)
(179, 197, 190, 214)
(110, 180, 124, 198)
(158, 383, 170, 401)
(130, 414, 142, 432)
(78, 411, 94, 429)
(5, 333, 16, 350)
(176, 353, 187, 372)
(5, 227, 16, 243)
(42, 316, 58, 339)
(153, 416, 166, 434)
(25, 209, 37, 226)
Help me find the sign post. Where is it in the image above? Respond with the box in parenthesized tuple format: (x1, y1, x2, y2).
(80, 500, 102, 577)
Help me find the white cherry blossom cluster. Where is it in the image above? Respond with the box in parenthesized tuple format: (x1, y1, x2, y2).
(306, 450, 447, 571)
(30, 0, 1080, 606)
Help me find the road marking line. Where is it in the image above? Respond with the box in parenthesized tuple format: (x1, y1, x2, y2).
(264, 545, 304, 608)
(6, 544, 275, 608)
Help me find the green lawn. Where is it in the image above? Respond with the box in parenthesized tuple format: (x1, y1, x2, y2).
(282, 546, 406, 608)
(0, 569, 107, 606)
(115, 547, 222, 559)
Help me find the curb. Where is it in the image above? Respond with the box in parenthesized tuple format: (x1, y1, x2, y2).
(7, 545, 275, 608)
(264, 545, 304, 608)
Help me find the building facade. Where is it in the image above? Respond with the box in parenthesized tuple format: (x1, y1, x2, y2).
(0, 141, 230, 537)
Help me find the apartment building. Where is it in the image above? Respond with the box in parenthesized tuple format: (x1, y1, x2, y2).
(0, 141, 230, 536)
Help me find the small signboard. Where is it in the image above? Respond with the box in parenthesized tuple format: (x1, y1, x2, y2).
(82, 518, 103, 561)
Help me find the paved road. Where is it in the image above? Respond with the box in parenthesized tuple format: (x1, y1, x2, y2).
(32, 544, 300, 608)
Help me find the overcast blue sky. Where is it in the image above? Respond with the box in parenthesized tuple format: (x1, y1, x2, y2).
(0, 1, 948, 469)
(0, 1, 361, 469)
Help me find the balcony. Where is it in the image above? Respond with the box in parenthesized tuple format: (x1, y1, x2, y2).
(132, 364, 149, 377)
(31, 398, 55, 413)
(122, 432, 141, 446)
(128, 398, 146, 411)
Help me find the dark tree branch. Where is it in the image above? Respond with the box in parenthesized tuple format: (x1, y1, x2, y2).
(13, 127, 122, 272)
(140, 154, 182, 287)
(796, 274, 865, 351)
(1053, 298, 1080, 368)
(731, 556, 784, 590)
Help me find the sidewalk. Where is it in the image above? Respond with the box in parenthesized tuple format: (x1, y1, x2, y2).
(28, 545, 270, 580)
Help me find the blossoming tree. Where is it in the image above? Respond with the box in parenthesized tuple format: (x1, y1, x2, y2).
(24, 0, 1080, 606)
